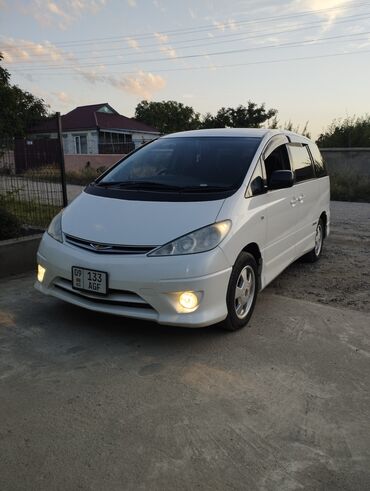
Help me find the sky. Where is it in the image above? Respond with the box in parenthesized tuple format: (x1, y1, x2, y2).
(1, 0, 370, 138)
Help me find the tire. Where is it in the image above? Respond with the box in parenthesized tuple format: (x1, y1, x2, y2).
(304, 218, 324, 263)
(221, 252, 259, 331)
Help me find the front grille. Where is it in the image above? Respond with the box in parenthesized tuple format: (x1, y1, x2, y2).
(65, 234, 156, 255)
(53, 277, 156, 311)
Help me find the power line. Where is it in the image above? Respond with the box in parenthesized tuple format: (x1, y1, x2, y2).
(5, 11, 370, 64)
(12, 47, 370, 79)
(9, 26, 370, 72)
(2, 0, 370, 51)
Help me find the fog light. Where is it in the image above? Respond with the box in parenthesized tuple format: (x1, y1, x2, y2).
(179, 291, 199, 311)
(37, 265, 46, 283)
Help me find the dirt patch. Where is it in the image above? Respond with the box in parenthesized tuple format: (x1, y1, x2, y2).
(268, 201, 370, 313)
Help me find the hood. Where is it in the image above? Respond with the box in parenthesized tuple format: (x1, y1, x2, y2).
(62, 192, 225, 246)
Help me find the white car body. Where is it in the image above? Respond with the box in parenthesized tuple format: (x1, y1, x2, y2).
(35, 128, 330, 327)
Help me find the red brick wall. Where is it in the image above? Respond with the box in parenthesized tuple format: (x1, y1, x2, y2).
(64, 154, 124, 172)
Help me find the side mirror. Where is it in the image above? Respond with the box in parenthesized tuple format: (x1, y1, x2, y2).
(269, 170, 294, 190)
(250, 176, 267, 196)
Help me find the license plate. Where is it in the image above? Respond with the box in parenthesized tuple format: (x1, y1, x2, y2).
(72, 267, 108, 295)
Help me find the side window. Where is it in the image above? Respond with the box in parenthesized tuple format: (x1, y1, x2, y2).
(288, 144, 315, 182)
(309, 143, 327, 177)
(264, 144, 290, 184)
(245, 161, 266, 198)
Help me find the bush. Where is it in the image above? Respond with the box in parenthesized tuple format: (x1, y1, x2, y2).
(24, 164, 107, 186)
(0, 207, 22, 240)
(330, 172, 370, 202)
(65, 166, 107, 185)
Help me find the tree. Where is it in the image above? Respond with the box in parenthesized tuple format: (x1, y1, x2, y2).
(268, 119, 311, 139)
(135, 100, 201, 134)
(0, 53, 49, 139)
(201, 102, 277, 129)
(317, 115, 370, 147)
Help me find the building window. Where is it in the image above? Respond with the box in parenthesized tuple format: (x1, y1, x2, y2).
(98, 131, 134, 154)
(74, 134, 87, 154)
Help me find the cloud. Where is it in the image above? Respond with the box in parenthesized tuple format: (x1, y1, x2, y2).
(154, 32, 169, 43)
(0, 37, 74, 64)
(189, 8, 196, 19)
(127, 0, 136, 6)
(213, 19, 239, 32)
(160, 45, 177, 58)
(76, 65, 106, 84)
(107, 71, 166, 98)
(17, 0, 108, 29)
(53, 91, 72, 103)
(292, 0, 353, 29)
(152, 0, 166, 13)
(77, 68, 166, 99)
(126, 37, 140, 50)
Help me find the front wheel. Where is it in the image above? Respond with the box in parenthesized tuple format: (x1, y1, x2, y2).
(221, 252, 258, 331)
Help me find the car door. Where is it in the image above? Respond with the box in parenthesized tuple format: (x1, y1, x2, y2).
(287, 142, 319, 256)
(261, 138, 300, 286)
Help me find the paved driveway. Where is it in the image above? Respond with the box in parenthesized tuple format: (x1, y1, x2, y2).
(0, 202, 369, 490)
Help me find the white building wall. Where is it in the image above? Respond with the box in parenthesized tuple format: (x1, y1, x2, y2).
(62, 130, 98, 154)
(131, 131, 160, 148)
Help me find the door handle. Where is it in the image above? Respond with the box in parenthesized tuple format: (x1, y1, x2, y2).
(298, 194, 305, 203)
(290, 197, 298, 207)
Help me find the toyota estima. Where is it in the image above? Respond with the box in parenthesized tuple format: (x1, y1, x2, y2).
(35, 128, 330, 330)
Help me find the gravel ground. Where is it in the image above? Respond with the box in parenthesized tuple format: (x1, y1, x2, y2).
(268, 201, 370, 312)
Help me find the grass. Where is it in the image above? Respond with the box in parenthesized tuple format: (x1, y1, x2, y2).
(0, 196, 61, 229)
(330, 172, 370, 202)
(23, 165, 107, 186)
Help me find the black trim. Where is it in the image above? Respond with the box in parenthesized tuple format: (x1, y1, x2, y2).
(85, 182, 236, 202)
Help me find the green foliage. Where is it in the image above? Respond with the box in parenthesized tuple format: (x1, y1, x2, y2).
(135, 100, 277, 133)
(0, 206, 22, 240)
(330, 172, 370, 202)
(135, 100, 201, 134)
(0, 52, 49, 139)
(267, 117, 311, 138)
(317, 115, 370, 148)
(201, 102, 277, 129)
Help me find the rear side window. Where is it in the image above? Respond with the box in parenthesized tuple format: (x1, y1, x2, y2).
(288, 144, 315, 182)
(309, 144, 327, 177)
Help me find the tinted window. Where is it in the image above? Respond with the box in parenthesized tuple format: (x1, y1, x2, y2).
(309, 143, 327, 177)
(100, 137, 261, 190)
(246, 161, 266, 198)
(289, 144, 315, 182)
(264, 144, 290, 184)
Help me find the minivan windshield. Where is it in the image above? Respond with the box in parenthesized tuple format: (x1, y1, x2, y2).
(98, 137, 261, 191)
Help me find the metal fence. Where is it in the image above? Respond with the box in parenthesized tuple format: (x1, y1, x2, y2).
(0, 116, 67, 236)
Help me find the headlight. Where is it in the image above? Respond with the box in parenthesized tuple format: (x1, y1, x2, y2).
(47, 211, 63, 243)
(148, 220, 231, 256)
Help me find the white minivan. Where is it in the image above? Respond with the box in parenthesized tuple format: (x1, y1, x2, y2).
(35, 129, 330, 330)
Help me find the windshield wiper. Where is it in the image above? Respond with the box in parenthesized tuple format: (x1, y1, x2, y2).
(97, 180, 183, 190)
(178, 185, 234, 192)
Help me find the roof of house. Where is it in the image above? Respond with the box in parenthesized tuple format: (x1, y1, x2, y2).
(29, 103, 160, 134)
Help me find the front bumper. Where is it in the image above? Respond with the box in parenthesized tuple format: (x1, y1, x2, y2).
(35, 233, 232, 327)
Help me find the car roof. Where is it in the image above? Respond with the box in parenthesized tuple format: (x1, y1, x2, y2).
(161, 128, 312, 142)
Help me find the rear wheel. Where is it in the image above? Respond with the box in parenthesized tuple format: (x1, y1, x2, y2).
(304, 218, 324, 263)
(222, 252, 258, 331)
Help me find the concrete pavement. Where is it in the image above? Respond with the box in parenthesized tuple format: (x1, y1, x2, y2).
(0, 275, 369, 490)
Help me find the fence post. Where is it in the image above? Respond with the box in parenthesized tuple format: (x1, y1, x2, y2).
(56, 112, 68, 207)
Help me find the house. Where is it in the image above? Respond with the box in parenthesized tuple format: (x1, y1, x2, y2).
(29, 103, 160, 155)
